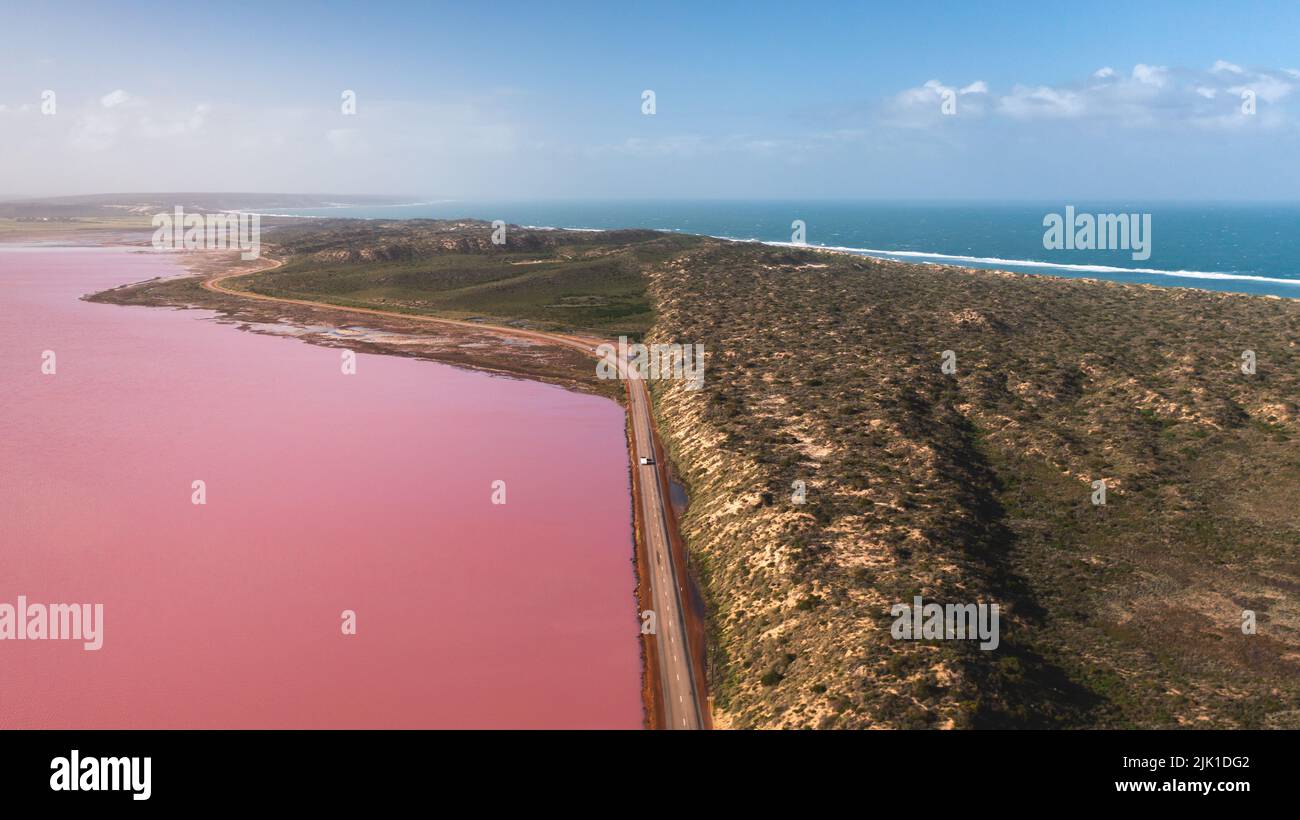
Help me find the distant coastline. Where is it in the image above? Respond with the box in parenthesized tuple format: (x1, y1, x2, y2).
(247, 199, 1300, 299)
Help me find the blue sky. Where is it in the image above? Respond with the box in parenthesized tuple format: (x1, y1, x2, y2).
(3, 0, 1299, 199)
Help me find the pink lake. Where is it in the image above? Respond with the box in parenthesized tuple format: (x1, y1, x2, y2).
(0, 245, 642, 729)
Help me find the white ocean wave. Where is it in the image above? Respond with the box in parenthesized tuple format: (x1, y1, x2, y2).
(741, 239, 1300, 287)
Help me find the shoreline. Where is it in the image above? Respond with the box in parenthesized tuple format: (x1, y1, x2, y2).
(751, 240, 1300, 293)
(3, 242, 644, 728)
(22, 217, 1300, 302)
(83, 245, 618, 400)
(676, 234, 1300, 298)
(198, 248, 713, 730)
(65, 235, 710, 730)
(222, 209, 1300, 298)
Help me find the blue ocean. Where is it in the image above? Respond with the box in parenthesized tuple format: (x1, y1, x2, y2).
(263, 200, 1300, 298)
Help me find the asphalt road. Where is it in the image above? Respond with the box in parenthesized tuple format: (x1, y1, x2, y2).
(621, 361, 705, 730)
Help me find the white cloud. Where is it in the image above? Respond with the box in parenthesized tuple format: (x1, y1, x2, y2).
(883, 79, 990, 126)
(139, 104, 209, 138)
(0, 93, 526, 195)
(885, 62, 1297, 130)
(998, 85, 1085, 119)
(1230, 74, 1293, 103)
(100, 89, 131, 108)
(1132, 64, 1169, 87)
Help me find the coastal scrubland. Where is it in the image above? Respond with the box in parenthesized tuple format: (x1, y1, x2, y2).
(0, 216, 153, 238)
(92, 220, 1300, 728)
(237, 219, 700, 336)
(647, 241, 1300, 729)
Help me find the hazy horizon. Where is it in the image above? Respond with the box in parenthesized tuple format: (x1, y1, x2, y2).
(10, 193, 1300, 205)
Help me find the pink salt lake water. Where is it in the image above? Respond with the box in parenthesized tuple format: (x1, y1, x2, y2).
(0, 245, 642, 728)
